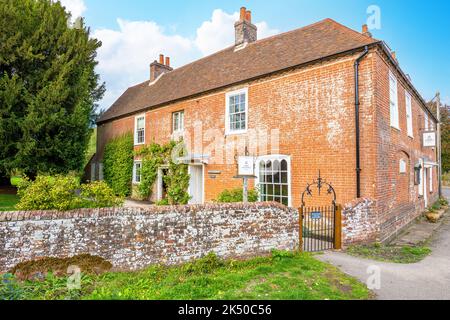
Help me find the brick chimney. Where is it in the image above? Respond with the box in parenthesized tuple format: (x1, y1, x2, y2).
(362, 24, 372, 37)
(150, 54, 173, 82)
(234, 7, 257, 47)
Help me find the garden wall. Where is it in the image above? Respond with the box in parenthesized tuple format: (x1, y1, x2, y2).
(0, 203, 298, 272)
(342, 198, 379, 244)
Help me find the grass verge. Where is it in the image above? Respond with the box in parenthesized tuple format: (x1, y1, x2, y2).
(0, 194, 20, 212)
(346, 244, 431, 264)
(1, 251, 370, 300)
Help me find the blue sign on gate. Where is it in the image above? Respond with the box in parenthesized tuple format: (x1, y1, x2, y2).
(311, 211, 322, 220)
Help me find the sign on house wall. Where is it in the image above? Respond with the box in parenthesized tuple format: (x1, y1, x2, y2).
(423, 132, 436, 148)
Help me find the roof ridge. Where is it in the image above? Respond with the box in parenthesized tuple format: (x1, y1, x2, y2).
(325, 18, 380, 41)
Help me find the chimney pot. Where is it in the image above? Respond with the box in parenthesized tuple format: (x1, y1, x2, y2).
(362, 24, 372, 37)
(150, 55, 173, 82)
(392, 51, 397, 60)
(245, 10, 252, 23)
(240, 7, 246, 21)
(235, 7, 257, 47)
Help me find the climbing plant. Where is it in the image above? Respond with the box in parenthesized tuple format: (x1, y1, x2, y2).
(135, 140, 190, 205)
(103, 133, 134, 197)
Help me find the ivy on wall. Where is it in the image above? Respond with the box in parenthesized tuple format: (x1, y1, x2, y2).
(103, 133, 134, 197)
(135, 140, 190, 205)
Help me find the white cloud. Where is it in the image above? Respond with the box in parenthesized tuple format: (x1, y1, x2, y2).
(92, 19, 195, 109)
(195, 9, 279, 56)
(92, 9, 279, 110)
(59, 0, 86, 20)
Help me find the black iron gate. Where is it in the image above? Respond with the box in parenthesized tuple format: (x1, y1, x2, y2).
(299, 172, 342, 252)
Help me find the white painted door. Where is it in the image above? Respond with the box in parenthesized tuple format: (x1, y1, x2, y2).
(189, 165, 204, 204)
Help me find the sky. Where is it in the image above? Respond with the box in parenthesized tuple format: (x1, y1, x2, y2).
(60, 0, 450, 111)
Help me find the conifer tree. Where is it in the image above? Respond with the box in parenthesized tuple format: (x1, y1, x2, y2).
(0, 0, 104, 183)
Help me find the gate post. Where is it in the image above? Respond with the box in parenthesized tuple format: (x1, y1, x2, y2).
(334, 205, 343, 250)
(299, 206, 303, 252)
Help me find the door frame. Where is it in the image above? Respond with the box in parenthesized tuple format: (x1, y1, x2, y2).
(157, 166, 169, 202)
(188, 164, 205, 204)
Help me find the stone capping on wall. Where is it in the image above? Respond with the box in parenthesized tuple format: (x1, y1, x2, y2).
(0, 202, 291, 223)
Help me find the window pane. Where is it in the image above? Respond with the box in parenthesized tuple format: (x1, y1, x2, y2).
(274, 185, 280, 195)
(137, 117, 145, 129)
(281, 160, 288, 171)
(282, 185, 288, 196)
(281, 172, 288, 184)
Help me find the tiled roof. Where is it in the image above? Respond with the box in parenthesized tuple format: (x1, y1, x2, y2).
(98, 18, 379, 123)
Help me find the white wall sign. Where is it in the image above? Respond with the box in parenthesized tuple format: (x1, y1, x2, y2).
(423, 132, 436, 147)
(238, 156, 255, 176)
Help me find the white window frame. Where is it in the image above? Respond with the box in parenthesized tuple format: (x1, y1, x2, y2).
(405, 90, 413, 138)
(134, 115, 146, 145)
(133, 160, 142, 184)
(424, 112, 429, 131)
(255, 155, 292, 207)
(399, 159, 407, 174)
(172, 110, 185, 133)
(225, 88, 248, 135)
(429, 167, 433, 193)
(389, 71, 400, 130)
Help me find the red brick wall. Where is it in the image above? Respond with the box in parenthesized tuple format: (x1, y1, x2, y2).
(97, 53, 376, 207)
(96, 47, 438, 243)
(372, 48, 438, 242)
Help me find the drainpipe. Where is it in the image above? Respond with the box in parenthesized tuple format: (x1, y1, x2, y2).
(354, 46, 369, 199)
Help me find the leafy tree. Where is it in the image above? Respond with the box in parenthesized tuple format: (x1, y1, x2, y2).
(440, 105, 450, 172)
(0, 0, 104, 184)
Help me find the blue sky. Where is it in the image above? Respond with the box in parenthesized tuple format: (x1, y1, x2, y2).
(64, 0, 449, 109)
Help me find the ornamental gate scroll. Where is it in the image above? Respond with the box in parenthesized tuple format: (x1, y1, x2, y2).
(299, 172, 342, 252)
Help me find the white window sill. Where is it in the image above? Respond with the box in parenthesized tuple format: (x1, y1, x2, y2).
(134, 142, 145, 146)
(172, 131, 185, 139)
(225, 129, 247, 136)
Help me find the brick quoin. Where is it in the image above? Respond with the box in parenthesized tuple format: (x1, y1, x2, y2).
(94, 14, 438, 244)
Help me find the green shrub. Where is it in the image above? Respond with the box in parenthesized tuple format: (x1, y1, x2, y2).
(0, 274, 24, 300)
(155, 198, 169, 206)
(439, 197, 449, 207)
(16, 175, 82, 211)
(103, 133, 134, 197)
(16, 175, 122, 211)
(181, 252, 224, 275)
(80, 181, 124, 208)
(216, 188, 259, 203)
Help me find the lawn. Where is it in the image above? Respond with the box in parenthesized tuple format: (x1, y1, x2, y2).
(0, 194, 19, 212)
(346, 244, 431, 264)
(1, 251, 371, 300)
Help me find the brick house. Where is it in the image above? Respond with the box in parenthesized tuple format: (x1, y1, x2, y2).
(93, 8, 439, 243)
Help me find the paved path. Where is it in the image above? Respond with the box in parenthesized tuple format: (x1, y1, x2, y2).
(317, 188, 450, 300)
